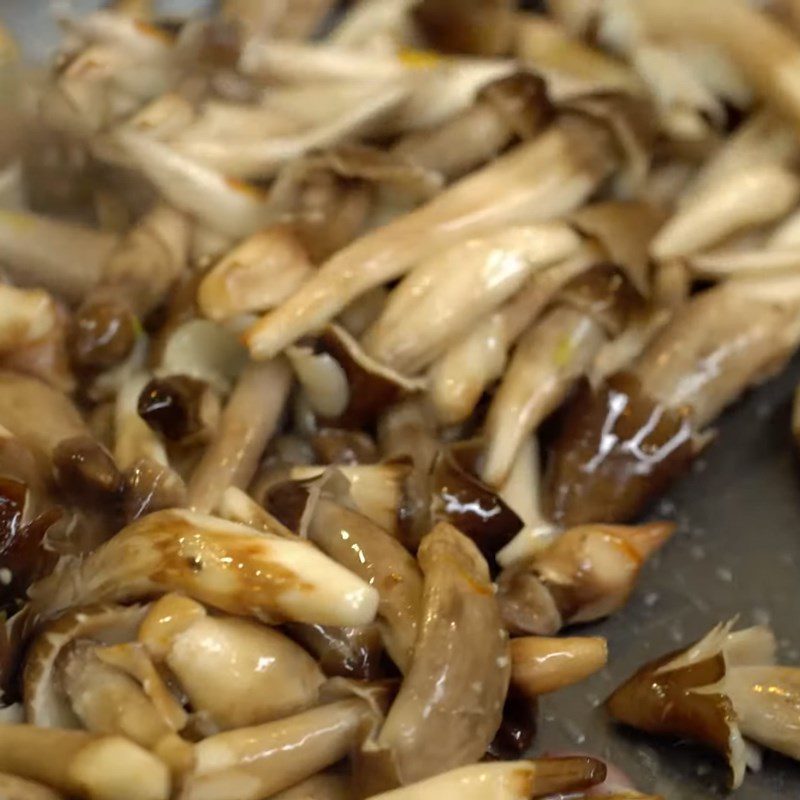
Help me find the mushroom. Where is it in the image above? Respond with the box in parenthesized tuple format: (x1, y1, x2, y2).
(0, 286, 59, 355)
(310, 428, 379, 466)
(373, 522, 509, 786)
(223, 0, 336, 41)
(179, 699, 374, 800)
(0, 725, 170, 800)
(28, 509, 379, 628)
(482, 265, 638, 488)
(0, 211, 118, 303)
(197, 225, 313, 322)
(497, 522, 675, 635)
(286, 623, 385, 681)
(137, 375, 220, 446)
(365, 757, 607, 800)
(187, 358, 291, 513)
(361, 223, 582, 374)
(268, 772, 351, 800)
(510, 636, 609, 698)
(23, 604, 148, 728)
(0, 774, 65, 800)
(545, 274, 800, 524)
(243, 115, 618, 359)
(138, 593, 324, 730)
(69, 205, 190, 372)
(296, 478, 423, 672)
(115, 129, 274, 239)
(413, 0, 515, 56)
(428, 248, 596, 425)
(607, 621, 791, 788)
(289, 325, 425, 430)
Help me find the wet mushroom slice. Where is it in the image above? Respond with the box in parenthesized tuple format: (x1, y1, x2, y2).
(138, 593, 324, 730)
(607, 621, 790, 789)
(481, 264, 639, 488)
(243, 114, 618, 359)
(292, 476, 423, 673)
(68, 205, 190, 372)
(27, 509, 379, 628)
(497, 522, 675, 635)
(179, 698, 374, 800)
(366, 757, 607, 800)
(0, 725, 170, 800)
(371, 522, 510, 787)
(361, 222, 582, 374)
(187, 357, 291, 513)
(545, 274, 800, 524)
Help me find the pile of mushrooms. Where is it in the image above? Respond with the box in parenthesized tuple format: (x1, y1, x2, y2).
(1, 0, 800, 797)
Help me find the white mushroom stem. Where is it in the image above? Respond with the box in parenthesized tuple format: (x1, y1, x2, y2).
(689, 247, 800, 279)
(481, 306, 608, 487)
(29, 509, 379, 627)
(116, 130, 275, 239)
(651, 164, 800, 260)
(269, 772, 351, 800)
(179, 699, 371, 800)
(616, 0, 800, 131)
(427, 250, 595, 424)
(0, 774, 64, 800)
(496, 437, 559, 568)
(0, 725, 170, 800)
(366, 758, 607, 800)
(0, 210, 118, 303)
(115, 372, 169, 470)
(0, 286, 58, 353)
(362, 223, 581, 373)
(216, 487, 296, 536)
(243, 118, 617, 359)
(187, 358, 291, 514)
(197, 226, 314, 322)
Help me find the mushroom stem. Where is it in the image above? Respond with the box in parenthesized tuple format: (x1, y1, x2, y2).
(0, 725, 170, 800)
(0, 210, 118, 303)
(362, 223, 581, 373)
(28, 509, 379, 627)
(366, 757, 607, 800)
(0, 774, 64, 800)
(187, 358, 291, 514)
(510, 636, 609, 697)
(180, 699, 371, 800)
(244, 117, 617, 359)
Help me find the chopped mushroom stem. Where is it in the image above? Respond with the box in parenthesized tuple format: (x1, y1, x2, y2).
(187, 358, 291, 513)
(0, 725, 170, 800)
(244, 117, 617, 359)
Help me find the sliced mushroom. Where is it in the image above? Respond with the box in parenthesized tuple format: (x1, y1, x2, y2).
(23, 604, 147, 728)
(374, 522, 509, 786)
(139, 594, 324, 730)
(197, 225, 313, 322)
(179, 699, 373, 800)
(28, 509, 379, 627)
(482, 265, 637, 488)
(497, 522, 675, 635)
(510, 636, 608, 698)
(300, 483, 422, 673)
(362, 223, 581, 373)
(428, 249, 595, 425)
(187, 358, 291, 513)
(0, 725, 170, 800)
(607, 621, 787, 788)
(545, 275, 800, 524)
(366, 757, 607, 800)
(243, 116, 618, 359)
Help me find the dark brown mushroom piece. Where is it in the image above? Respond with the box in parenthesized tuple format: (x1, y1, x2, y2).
(310, 428, 379, 465)
(286, 623, 385, 681)
(52, 436, 123, 507)
(414, 0, 517, 56)
(137, 375, 219, 445)
(486, 687, 538, 761)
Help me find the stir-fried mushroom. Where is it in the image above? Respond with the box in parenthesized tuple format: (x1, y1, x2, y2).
(370, 522, 509, 788)
(546, 275, 800, 524)
(497, 522, 675, 635)
(243, 114, 618, 359)
(607, 621, 796, 788)
(286, 622, 385, 681)
(0, 774, 64, 800)
(28, 509, 379, 627)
